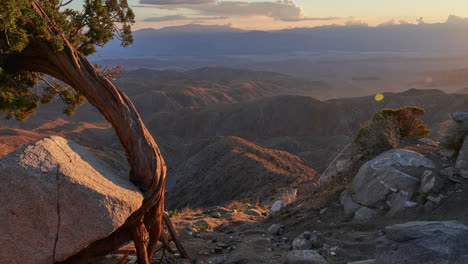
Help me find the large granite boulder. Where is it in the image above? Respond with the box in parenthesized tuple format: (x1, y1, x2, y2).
(376, 221, 468, 264)
(0, 136, 144, 264)
(348, 149, 435, 216)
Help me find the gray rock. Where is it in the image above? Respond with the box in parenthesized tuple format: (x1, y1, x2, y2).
(209, 211, 222, 218)
(350, 149, 433, 211)
(0, 136, 143, 264)
(292, 238, 312, 250)
(302, 231, 312, 240)
(284, 250, 328, 264)
(441, 167, 456, 177)
(352, 167, 419, 207)
(386, 191, 413, 216)
(423, 201, 434, 212)
(440, 148, 456, 159)
(309, 232, 324, 249)
(354, 207, 378, 220)
(268, 224, 284, 235)
(419, 170, 443, 193)
(426, 195, 443, 204)
(347, 260, 375, 264)
(459, 169, 468, 179)
(369, 149, 435, 168)
(455, 255, 468, 264)
(376, 221, 468, 264)
(453, 110, 468, 124)
(271, 199, 288, 213)
(456, 136, 468, 170)
(299, 231, 323, 249)
(340, 191, 360, 216)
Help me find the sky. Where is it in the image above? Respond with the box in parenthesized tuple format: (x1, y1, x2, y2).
(69, 0, 468, 30)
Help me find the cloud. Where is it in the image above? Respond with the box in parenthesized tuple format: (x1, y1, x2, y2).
(140, 0, 215, 5)
(446, 15, 468, 24)
(144, 14, 226, 22)
(191, 1, 304, 21)
(139, 0, 333, 22)
(281, 16, 341, 22)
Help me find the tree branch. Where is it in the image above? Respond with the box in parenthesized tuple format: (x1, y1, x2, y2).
(59, 0, 75, 8)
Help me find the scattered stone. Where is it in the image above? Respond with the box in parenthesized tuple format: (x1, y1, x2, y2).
(239, 203, 253, 210)
(423, 201, 434, 212)
(403, 201, 418, 208)
(284, 250, 328, 264)
(185, 224, 194, 236)
(354, 207, 378, 220)
(271, 199, 288, 213)
(319, 208, 327, 215)
(209, 211, 222, 218)
(439, 148, 456, 159)
(347, 260, 375, 264)
(216, 242, 229, 249)
(441, 167, 455, 177)
(426, 195, 443, 204)
(302, 231, 312, 240)
(268, 224, 284, 236)
(386, 191, 413, 216)
(459, 169, 468, 179)
(419, 170, 443, 193)
(309, 232, 324, 249)
(292, 237, 312, 250)
(340, 191, 361, 217)
(376, 221, 468, 264)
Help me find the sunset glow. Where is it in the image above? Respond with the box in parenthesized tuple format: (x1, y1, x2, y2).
(66, 0, 468, 30)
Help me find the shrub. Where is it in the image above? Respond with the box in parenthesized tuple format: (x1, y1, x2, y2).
(353, 106, 430, 158)
(354, 115, 400, 158)
(379, 106, 430, 138)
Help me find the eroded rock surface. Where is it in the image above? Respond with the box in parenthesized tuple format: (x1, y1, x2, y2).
(376, 221, 468, 264)
(0, 136, 143, 264)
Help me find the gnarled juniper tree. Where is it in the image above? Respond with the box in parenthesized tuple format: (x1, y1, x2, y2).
(0, 1, 171, 263)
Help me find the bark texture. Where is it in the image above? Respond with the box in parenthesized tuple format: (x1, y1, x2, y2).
(0, 2, 170, 263)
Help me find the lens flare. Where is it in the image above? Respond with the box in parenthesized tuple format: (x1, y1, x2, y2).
(375, 93, 384, 101)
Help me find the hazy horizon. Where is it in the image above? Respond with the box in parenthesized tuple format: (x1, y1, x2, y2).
(65, 0, 468, 30)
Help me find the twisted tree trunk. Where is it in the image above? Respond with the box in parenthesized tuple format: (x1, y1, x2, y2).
(0, 5, 171, 263)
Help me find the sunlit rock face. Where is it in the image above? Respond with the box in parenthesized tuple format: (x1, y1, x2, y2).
(0, 136, 143, 264)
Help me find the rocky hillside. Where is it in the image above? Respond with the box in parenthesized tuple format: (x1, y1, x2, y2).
(166, 136, 317, 209)
(114, 67, 330, 116)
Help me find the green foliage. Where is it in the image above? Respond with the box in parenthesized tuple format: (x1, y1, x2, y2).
(193, 223, 209, 232)
(167, 209, 179, 218)
(377, 106, 430, 138)
(354, 106, 430, 158)
(0, 0, 134, 121)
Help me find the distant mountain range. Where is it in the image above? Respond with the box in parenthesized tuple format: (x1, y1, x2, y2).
(94, 22, 468, 59)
